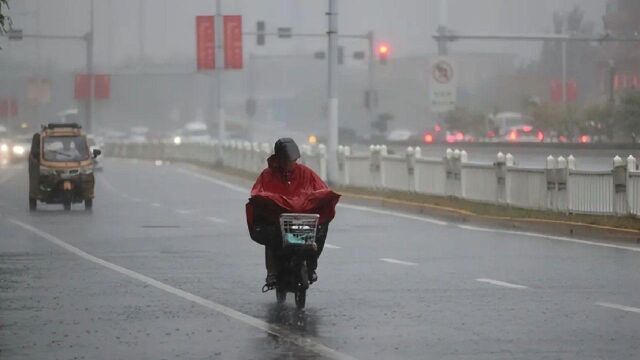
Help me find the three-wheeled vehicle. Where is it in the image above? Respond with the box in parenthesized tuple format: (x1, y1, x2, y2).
(28, 123, 101, 211)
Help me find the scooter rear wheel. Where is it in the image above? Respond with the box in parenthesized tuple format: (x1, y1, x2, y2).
(29, 198, 37, 211)
(295, 290, 306, 309)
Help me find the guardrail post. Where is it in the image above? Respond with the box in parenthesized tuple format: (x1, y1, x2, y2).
(459, 150, 468, 198)
(406, 147, 417, 193)
(613, 155, 628, 215)
(546, 155, 557, 211)
(557, 156, 569, 213)
(496, 152, 507, 204)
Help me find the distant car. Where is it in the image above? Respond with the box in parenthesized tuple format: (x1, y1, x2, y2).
(386, 129, 416, 143)
(504, 125, 545, 143)
(0, 137, 11, 165)
(11, 136, 31, 162)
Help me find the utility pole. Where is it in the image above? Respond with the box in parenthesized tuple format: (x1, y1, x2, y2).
(326, 0, 339, 183)
(366, 31, 377, 131)
(215, 0, 226, 150)
(561, 39, 567, 105)
(86, 0, 95, 133)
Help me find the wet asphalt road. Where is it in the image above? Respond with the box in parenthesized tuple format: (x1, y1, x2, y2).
(1, 158, 640, 360)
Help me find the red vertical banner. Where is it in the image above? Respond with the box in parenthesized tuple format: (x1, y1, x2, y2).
(75, 74, 90, 100)
(224, 15, 243, 69)
(94, 74, 111, 100)
(196, 16, 215, 70)
(566, 80, 578, 102)
(550, 80, 562, 103)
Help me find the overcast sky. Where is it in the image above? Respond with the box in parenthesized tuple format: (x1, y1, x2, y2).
(3, 0, 607, 71)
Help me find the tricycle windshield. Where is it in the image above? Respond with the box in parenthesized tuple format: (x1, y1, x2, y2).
(43, 136, 90, 162)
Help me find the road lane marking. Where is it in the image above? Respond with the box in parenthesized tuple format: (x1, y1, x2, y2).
(476, 278, 528, 289)
(457, 224, 640, 253)
(99, 176, 118, 193)
(340, 204, 449, 226)
(380, 258, 418, 266)
(7, 218, 357, 360)
(596, 302, 640, 314)
(176, 209, 192, 215)
(206, 216, 227, 223)
(150, 202, 162, 207)
(177, 168, 248, 193)
(324, 244, 341, 249)
(174, 164, 640, 254)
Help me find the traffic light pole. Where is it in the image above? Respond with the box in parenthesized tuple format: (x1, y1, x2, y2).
(327, 0, 339, 183)
(366, 31, 377, 130)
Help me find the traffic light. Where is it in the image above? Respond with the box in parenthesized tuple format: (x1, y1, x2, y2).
(377, 43, 390, 64)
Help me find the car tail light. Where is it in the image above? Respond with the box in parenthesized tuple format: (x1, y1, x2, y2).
(579, 135, 591, 143)
(455, 132, 464, 141)
(434, 124, 442, 132)
(508, 130, 519, 142)
(486, 130, 496, 138)
(522, 125, 533, 132)
(537, 131, 544, 142)
(424, 133, 434, 144)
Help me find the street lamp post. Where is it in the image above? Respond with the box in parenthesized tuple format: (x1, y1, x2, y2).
(326, 0, 339, 183)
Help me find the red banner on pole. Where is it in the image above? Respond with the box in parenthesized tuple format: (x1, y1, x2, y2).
(196, 16, 215, 70)
(94, 74, 111, 100)
(75, 74, 90, 100)
(550, 80, 562, 103)
(224, 15, 243, 69)
(566, 80, 578, 102)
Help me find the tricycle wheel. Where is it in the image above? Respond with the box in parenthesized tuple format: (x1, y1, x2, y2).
(84, 198, 93, 210)
(29, 197, 37, 211)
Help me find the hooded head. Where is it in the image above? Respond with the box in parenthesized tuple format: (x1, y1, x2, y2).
(274, 138, 300, 172)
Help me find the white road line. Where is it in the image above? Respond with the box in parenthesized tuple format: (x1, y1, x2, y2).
(176, 209, 192, 215)
(380, 258, 418, 266)
(596, 302, 640, 314)
(324, 244, 341, 249)
(206, 216, 227, 223)
(177, 168, 248, 193)
(339, 204, 449, 226)
(150, 202, 162, 207)
(174, 165, 640, 254)
(6, 218, 357, 360)
(131, 197, 144, 203)
(476, 278, 528, 289)
(99, 176, 118, 193)
(457, 224, 640, 253)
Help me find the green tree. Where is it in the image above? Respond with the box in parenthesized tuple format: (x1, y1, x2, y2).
(0, 0, 9, 33)
(615, 91, 640, 143)
(580, 103, 612, 141)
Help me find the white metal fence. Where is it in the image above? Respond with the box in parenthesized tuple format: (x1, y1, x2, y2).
(105, 141, 640, 218)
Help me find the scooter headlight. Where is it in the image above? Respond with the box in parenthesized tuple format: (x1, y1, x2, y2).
(0, 144, 8, 152)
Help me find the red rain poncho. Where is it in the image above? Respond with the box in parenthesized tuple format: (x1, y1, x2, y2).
(246, 155, 340, 241)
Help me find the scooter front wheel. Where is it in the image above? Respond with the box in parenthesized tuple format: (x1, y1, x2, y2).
(276, 287, 287, 304)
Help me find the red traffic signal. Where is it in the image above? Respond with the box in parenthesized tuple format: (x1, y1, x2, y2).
(377, 43, 390, 64)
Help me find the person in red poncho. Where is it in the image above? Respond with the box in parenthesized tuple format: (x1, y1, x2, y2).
(246, 138, 340, 286)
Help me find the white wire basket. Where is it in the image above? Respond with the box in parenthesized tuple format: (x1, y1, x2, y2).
(279, 213, 320, 247)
